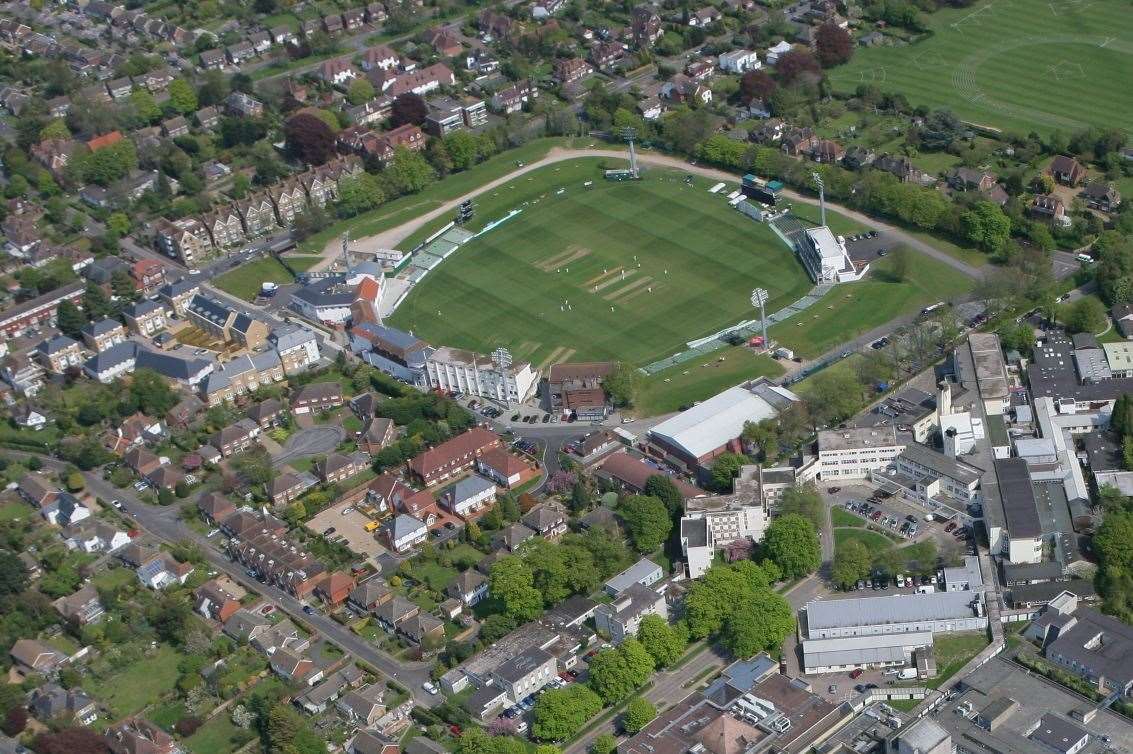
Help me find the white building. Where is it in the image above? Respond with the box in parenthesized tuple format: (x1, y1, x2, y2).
(804, 591, 987, 640)
(894, 443, 983, 504)
(680, 465, 767, 578)
(718, 49, 761, 73)
(802, 631, 933, 675)
(425, 346, 539, 403)
(270, 326, 321, 375)
(766, 40, 793, 64)
(816, 426, 905, 480)
(937, 383, 982, 457)
(799, 226, 867, 284)
(604, 558, 664, 597)
(593, 583, 668, 644)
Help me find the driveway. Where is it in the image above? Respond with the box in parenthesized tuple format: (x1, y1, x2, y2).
(272, 426, 345, 467)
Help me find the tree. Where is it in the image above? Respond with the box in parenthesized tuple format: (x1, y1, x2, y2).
(721, 591, 795, 657)
(919, 110, 964, 152)
(490, 556, 544, 620)
(284, 112, 336, 165)
(337, 172, 385, 217)
(129, 89, 162, 124)
(618, 495, 672, 553)
(710, 452, 748, 492)
(56, 299, 86, 339)
(168, 79, 198, 114)
(831, 539, 871, 589)
(814, 22, 853, 67)
(888, 246, 911, 281)
(131, 368, 179, 416)
(764, 514, 821, 579)
(111, 268, 138, 302)
(804, 369, 864, 425)
(32, 728, 111, 754)
(65, 472, 84, 492)
(82, 282, 113, 320)
(105, 212, 130, 238)
(623, 698, 656, 734)
(390, 93, 428, 126)
(587, 638, 654, 704)
(777, 485, 824, 528)
(532, 685, 603, 741)
(644, 475, 683, 516)
(383, 146, 435, 195)
(1063, 297, 1106, 334)
(40, 119, 71, 140)
(740, 69, 777, 104)
(2, 706, 27, 736)
(775, 50, 821, 84)
(603, 362, 641, 407)
(637, 614, 687, 668)
(961, 201, 1012, 254)
(593, 734, 618, 754)
(347, 77, 376, 106)
(444, 131, 482, 171)
(0, 551, 28, 597)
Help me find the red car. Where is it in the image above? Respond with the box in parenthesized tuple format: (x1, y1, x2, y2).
(450, 726, 462, 737)
(849, 668, 863, 679)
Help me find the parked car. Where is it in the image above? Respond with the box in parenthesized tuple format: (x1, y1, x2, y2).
(422, 682, 439, 695)
(849, 668, 863, 679)
(827, 486, 841, 494)
(945, 522, 957, 532)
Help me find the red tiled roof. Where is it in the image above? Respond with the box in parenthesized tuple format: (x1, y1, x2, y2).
(408, 427, 498, 480)
(601, 451, 704, 498)
(87, 130, 123, 151)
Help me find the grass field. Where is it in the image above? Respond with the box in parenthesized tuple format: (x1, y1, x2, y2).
(831, 508, 866, 527)
(770, 252, 974, 358)
(391, 161, 815, 367)
(634, 346, 785, 416)
(834, 528, 898, 551)
(87, 645, 182, 719)
(213, 257, 295, 301)
(828, 0, 1133, 135)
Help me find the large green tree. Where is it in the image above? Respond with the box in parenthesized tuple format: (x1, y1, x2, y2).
(587, 638, 654, 704)
(622, 697, 657, 734)
(490, 556, 544, 620)
(637, 614, 687, 668)
(532, 685, 603, 741)
(618, 495, 672, 553)
(764, 514, 821, 579)
(831, 539, 872, 590)
(709, 452, 748, 492)
(721, 591, 795, 657)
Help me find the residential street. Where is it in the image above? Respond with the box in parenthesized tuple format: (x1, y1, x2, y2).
(37, 454, 444, 708)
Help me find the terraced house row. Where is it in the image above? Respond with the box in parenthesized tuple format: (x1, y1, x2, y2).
(153, 155, 364, 265)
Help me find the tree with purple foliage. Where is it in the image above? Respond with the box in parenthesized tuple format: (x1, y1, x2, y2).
(546, 471, 577, 494)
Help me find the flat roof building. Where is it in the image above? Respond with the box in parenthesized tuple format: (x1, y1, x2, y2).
(801, 631, 932, 675)
(804, 591, 986, 640)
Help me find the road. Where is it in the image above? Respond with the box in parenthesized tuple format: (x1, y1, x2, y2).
(57, 459, 440, 707)
(340, 146, 986, 282)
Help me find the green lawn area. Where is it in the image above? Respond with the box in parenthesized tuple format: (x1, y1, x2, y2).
(834, 528, 897, 551)
(831, 508, 865, 527)
(343, 415, 364, 433)
(87, 644, 183, 719)
(917, 631, 989, 688)
(446, 543, 487, 569)
(91, 566, 138, 591)
(288, 456, 316, 473)
(827, 0, 1133, 135)
(410, 560, 458, 592)
(0, 500, 30, 522)
(213, 257, 296, 301)
(284, 255, 324, 272)
(789, 201, 868, 237)
(771, 251, 974, 358)
(298, 138, 583, 255)
(391, 161, 816, 368)
(906, 230, 989, 267)
(634, 346, 786, 417)
(185, 711, 256, 754)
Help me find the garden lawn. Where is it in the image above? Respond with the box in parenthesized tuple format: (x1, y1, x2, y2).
(917, 631, 989, 688)
(834, 528, 897, 551)
(87, 644, 182, 719)
(827, 0, 1133, 136)
(213, 257, 295, 301)
(634, 346, 785, 417)
(284, 255, 324, 272)
(0, 500, 30, 522)
(185, 712, 256, 754)
(391, 161, 815, 368)
(771, 252, 974, 358)
(298, 138, 582, 255)
(831, 508, 865, 527)
(411, 560, 459, 592)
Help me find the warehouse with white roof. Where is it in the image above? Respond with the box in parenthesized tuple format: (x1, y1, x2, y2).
(802, 632, 933, 674)
(645, 378, 799, 473)
(804, 591, 987, 640)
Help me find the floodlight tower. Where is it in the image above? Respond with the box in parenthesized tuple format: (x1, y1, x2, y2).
(493, 347, 513, 407)
(751, 288, 769, 350)
(340, 233, 352, 273)
(812, 172, 826, 227)
(621, 127, 639, 178)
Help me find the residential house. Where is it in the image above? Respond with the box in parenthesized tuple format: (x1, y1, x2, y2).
(291, 382, 343, 414)
(36, 335, 83, 373)
(408, 427, 500, 486)
(475, 447, 533, 489)
(320, 57, 360, 86)
(718, 49, 760, 73)
(195, 577, 245, 623)
(9, 639, 66, 676)
(296, 663, 363, 714)
(235, 193, 278, 237)
(105, 718, 177, 754)
(53, 584, 105, 625)
(441, 474, 496, 517)
(521, 502, 567, 540)
(445, 569, 488, 606)
(348, 577, 393, 614)
(630, 6, 662, 47)
(200, 206, 246, 249)
(267, 178, 308, 227)
(62, 518, 130, 554)
(807, 139, 845, 164)
(1031, 194, 1070, 226)
(381, 514, 428, 553)
(29, 684, 98, 725)
(359, 417, 396, 454)
(154, 217, 212, 265)
(553, 58, 591, 85)
(41, 493, 91, 528)
(337, 684, 387, 726)
(83, 341, 136, 384)
(315, 571, 355, 608)
(81, 318, 126, 352)
(158, 279, 200, 316)
(270, 326, 320, 375)
(492, 522, 536, 552)
(1049, 155, 1086, 187)
(1081, 181, 1121, 212)
(123, 299, 167, 337)
(212, 420, 260, 457)
(18, 473, 57, 509)
(248, 398, 285, 428)
(348, 732, 399, 754)
(225, 91, 264, 118)
(198, 492, 235, 524)
(689, 6, 721, 25)
(947, 167, 998, 193)
(491, 82, 537, 114)
(316, 452, 370, 484)
(137, 551, 194, 589)
(131, 259, 166, 294)
(593, 582, 667, 643)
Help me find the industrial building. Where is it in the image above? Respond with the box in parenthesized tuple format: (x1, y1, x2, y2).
(803, 591, 987, 640)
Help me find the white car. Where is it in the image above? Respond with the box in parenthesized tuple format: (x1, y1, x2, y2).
(422, 681, 438, 695)
(207, 529, 220, 537)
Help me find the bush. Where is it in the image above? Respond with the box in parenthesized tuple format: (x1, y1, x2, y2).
(174, 717, 203, 736)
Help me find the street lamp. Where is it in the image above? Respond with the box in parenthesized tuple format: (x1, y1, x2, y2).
(751, 288, 769, 350)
